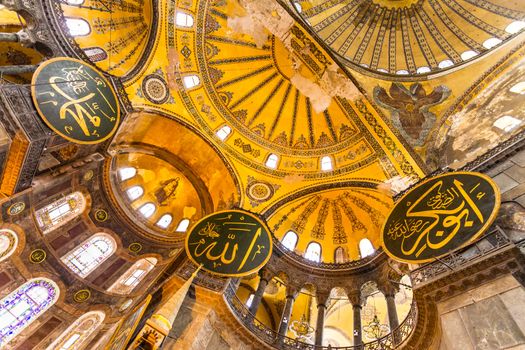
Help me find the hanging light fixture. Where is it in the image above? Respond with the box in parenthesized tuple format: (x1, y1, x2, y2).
(363, 294, 390, 340)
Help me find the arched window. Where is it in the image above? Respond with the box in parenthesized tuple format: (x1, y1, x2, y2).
(61, 233, 116, 278)
(138, 203, 156, 218)
(83, 47, 108, 62)
(506, 21, 525, 34)
(395, 70, 409, 75)
(65, 0, 85, 4)
(0, 229, 18, 263)
(359, 238, 375, 258)
(246, 294, 255, 308)
(0, 278, 59, 346)
(460, 50, 478, 60)
(265, 154, 279, 169)
(156, 214, 172, 229)
(107, 258, 157, 294)
(175, 218, 190, 232)
(281, 231, 298, 251)
(118, 167, 137, 181)
(293, 2, 302, 13)
(35, 191, 86, 234)
(216, 125, 232, 141)
(493, 115, 522, 132)
(126, 186, 144, 201)
(45, 311, 105, 350)
(182, 75, 200, 89)
(175, 12, 194, 27)
(483, 37, 502, 49)
(305, 242, 321, 263)
(334, 247, 346, 264)
(438, 60, 453, 69)
(416, 66, 431, 74)
(320, 156, 333, 171)
(65, 18, 90, 37)
(510, 82, 525, 95)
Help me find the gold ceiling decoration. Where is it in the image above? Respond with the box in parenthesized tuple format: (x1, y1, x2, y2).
(267, 187, 393, 263)
(293, 0, 525, 77)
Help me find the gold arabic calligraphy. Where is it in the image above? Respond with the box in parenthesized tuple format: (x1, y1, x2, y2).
(387, 179, 486, 258)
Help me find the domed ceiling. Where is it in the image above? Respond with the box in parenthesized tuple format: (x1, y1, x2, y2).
(58, 0, 154, 77)
(292, 0, 525, 77)
(267, 187, 393, 262)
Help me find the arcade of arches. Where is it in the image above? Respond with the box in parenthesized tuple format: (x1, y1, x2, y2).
(0, 0, 524, 349)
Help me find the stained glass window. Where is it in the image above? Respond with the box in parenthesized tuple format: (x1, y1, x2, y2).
(305, 242, 321, 262)
(0, 229, 18, 263)
(46, 311, 105, 350)
(35, 192, 86, 234)
(61, 233, 116, 278)
(0, 278, 59, 346)
(281, 231, 298, 250)
(359, 239, 375, 258)
(107, 258, 157, 294)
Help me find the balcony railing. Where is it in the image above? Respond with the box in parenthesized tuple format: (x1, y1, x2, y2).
(224, 282, 418, 350)
(410, 225, 513, 286)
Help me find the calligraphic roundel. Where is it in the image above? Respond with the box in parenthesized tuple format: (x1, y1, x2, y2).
(381, 172, 500, 263)
(31, 57, 120, 144)
(185, 210, 273, 277)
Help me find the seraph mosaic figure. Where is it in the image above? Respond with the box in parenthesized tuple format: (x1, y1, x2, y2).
(374, 83, 450, 146)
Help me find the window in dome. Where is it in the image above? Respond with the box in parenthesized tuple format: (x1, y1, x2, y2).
(359, 238, 375, 258)
(416, 66, 431, 74)
(138, 203, 156, 218)
(438, 60, 454, 69)
(493, 115, 522, 132)
(65, 0, 85, 4)
(510, 82, 525, 95)
(83, 47, 107, 62)
(176, 218, 190, 232)
(305, 242, 321, 263)
(505, 21, 525, 34)
(320, 156, 333, 171)
(460, 50, 478, 60)
(61, 233, 116, 278)
(265, 154, 279, 169)
(0, 229, 18, 263)
(118, 167, 136, 181)
(377, 68, 388, 73)
(281, 231, 298, 250)
(65, 18, 90, 37)
(126, 186, 144, 201)
(182, 75, 200, 89)
(45, 311, 105, 350)
(107, 258, 157, 294)
(293, 2, 302, 13)
(483, 37, 502, 49)
(246, 294, 255, 308)
(35, 192, 86, 234)
(156, 214, 173, 229)
(334, 247, 346, 264)
(396, 70, 409, 75)
(175, 12, 194, 27)
(0, 278, 59, 347)
(216, 125, 232, 141)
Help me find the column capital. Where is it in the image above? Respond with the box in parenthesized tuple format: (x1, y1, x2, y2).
(346, 290, 362, 307)
(285, 285, 299, 299)
(316, 291, 330, 307)
(258, 267, 274, 283)
(378, 282, 399, 298)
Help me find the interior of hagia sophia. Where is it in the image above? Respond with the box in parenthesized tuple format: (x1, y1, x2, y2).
(0, 0, 524, 349)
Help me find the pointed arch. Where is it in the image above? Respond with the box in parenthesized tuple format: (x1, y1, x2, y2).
(61, 233, 116, 278)
(46, 311, 105, 350)
(0, 278, 59, 346)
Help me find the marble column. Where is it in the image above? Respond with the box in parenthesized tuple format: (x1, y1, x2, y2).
(277, 287, 298, 340)
(315, 293, 329, 346)
(385, 293, 399, 330)
(348, 291, 362, 347)
(0, 32, 18, 42)
(248, 269, 272, 315)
